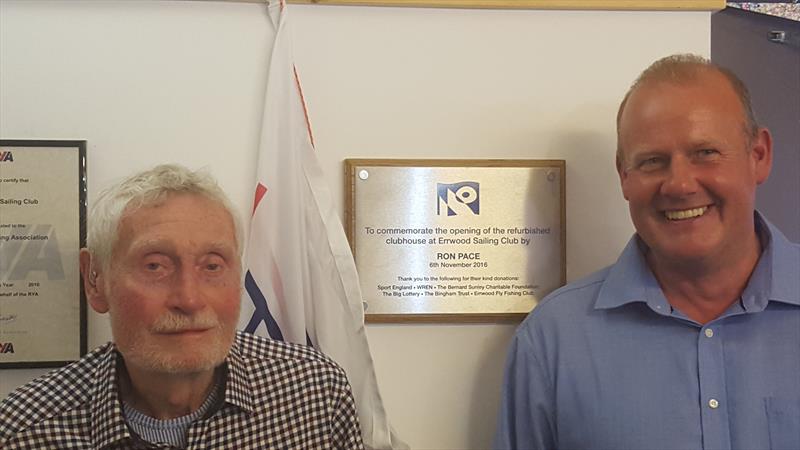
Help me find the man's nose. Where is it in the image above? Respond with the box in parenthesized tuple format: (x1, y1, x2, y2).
(167, 267, 204, 314)
(660, 157, 698, 197)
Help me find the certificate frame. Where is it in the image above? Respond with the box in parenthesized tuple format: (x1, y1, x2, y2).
(283, 0, 725, 10)
(345, 159, 565, 323)
(0, 140, 88, 368)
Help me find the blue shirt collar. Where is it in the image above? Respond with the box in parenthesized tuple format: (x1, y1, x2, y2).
(753, 213, 800, 307)
(595, 211, 799, 311)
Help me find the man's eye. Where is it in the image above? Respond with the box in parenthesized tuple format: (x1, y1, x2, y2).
(145, 263, 162, 271)
(697, 148, 719, 158)
(637, 157, 665, 170)
(206, 263, 221, 271)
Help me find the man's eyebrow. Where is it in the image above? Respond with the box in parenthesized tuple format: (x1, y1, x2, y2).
(628, 149, 667, 160)
(689, 140, 717, 149)
(204, 242, 237, 256)
(126, 239, 236, 256)
(129, 239, 175, 255)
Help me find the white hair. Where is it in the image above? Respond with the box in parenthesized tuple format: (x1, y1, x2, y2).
(87, 164, 244, 271)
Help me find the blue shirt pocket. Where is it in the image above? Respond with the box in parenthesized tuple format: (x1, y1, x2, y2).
(765, 397, 800, 450)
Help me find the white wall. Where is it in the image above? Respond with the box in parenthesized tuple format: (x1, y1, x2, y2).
(0, 1, 710, 448)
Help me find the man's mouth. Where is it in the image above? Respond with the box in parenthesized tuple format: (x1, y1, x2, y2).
(664, 206, 708, 221)
(161, 328, 210, 334)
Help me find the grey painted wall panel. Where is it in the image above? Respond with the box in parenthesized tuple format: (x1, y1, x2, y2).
(712, 7, 800, 242)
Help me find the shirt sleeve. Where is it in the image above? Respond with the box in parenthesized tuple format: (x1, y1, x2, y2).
(331, 374, 365, 450)
(493, 323, 557, 450)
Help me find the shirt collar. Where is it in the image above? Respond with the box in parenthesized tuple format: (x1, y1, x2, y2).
(743, 212, 800, 309)
(594, 236, 668, 312)
(222, 332, 256, 414)
(594, 211, 799, 311)
(90, 345, 135, 449)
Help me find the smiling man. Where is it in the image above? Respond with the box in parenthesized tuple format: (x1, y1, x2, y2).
(494, 54, 799, 450)
(0, 164, 363, 449)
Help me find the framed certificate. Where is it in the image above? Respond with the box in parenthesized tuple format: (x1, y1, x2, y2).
(0, 140, 87, 368)
(345, 159, 565, 322)
(286, 1, 724, 10)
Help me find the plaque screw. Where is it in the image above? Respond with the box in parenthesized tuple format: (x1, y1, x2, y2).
(358, 169, 369, 180)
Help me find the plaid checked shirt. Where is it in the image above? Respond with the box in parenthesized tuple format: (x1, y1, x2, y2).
(0, 331, 364, 449)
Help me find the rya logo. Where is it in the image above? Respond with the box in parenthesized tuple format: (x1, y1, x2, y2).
(0, 151, 14, 162)
(0, 342, 15, 354)
(437, 181, 479, 216)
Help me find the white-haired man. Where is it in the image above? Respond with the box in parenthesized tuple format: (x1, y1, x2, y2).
(494, 54, 799, 449)
(0, 164, 364, 449)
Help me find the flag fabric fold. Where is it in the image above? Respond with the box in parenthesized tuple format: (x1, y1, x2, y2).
(239, 2, 406, 449)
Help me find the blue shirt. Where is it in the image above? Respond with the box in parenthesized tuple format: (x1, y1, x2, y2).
(494, 216, 800, 450)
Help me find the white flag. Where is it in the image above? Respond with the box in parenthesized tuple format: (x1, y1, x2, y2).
(239, 2, 406, 449)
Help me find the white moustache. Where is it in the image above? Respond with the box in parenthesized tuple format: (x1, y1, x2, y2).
(151, 314, 219, 333)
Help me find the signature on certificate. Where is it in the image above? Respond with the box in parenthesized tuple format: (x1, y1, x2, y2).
(0, 314, 18, 323)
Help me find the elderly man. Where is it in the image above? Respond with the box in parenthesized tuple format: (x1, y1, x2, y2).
(0, 164, 363, 449)
(494, 54, 799, 449)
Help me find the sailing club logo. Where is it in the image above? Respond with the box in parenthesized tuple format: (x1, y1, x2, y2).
(437, 181, 479, 216)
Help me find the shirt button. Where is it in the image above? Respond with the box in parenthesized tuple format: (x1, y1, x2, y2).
(709, 399, 719, 409)
(704, 329, 714, 338)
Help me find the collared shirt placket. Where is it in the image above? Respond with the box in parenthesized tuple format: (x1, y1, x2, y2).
(697, 319, 732, 450)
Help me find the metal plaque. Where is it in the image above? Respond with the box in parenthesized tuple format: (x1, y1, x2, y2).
(345, 159, 565, 322)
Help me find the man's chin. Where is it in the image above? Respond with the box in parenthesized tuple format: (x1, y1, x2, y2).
(120, 336, 234, 376)
(125, 350, 228, 375)
(158, 357, 225, 375)
(648, 240, 721, 267)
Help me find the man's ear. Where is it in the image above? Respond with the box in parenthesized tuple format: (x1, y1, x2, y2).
(616, 152, 630, 201)
(80, 249, 109, 314)
(750, 127, 773, 185)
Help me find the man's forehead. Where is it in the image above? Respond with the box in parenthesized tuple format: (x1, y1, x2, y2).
(617, 74, 749, 164)
(120, 193, 229, 221)
(115, 193, 236, 247)
(623, 74, 743, 130)
(629, 69, 735, 104)
(128, 237, 237, 255)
